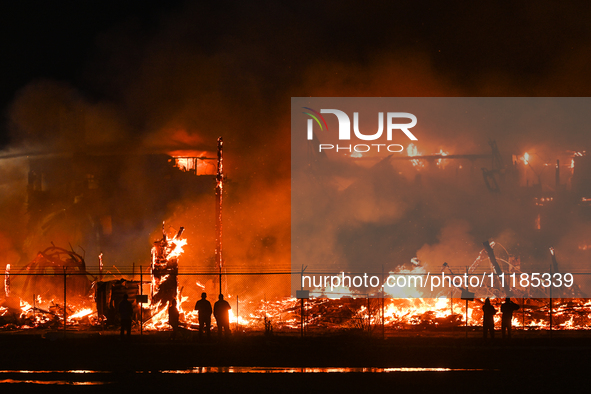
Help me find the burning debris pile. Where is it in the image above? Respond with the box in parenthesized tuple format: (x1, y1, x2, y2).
(92, 225, 189, 332)
(1, 238, 591, 333)
(191, 296, 591, 332)
(20, 246, 92, 300)
(2, 264, 591, 332)
(0, 245, 96, 329)
(1, 221, 591, 333)
(0, 206, 591, 333)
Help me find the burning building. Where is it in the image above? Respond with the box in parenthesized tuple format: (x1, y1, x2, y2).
(25, 151, 215, 268)
(2, 99, 591, 334)
(0, 144, 220, 330)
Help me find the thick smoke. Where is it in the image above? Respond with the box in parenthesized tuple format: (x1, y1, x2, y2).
(292, 96, 591, 296)
(2, 4, 294, 301)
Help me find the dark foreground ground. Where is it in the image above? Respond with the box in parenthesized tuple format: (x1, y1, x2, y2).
(0, 329, 589, 393)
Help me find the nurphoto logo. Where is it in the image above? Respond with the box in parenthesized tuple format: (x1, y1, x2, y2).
(303, 107, 417, 153)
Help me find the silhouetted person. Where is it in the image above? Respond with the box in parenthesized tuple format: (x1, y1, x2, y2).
(214, 294, 231, 337)
(482, 297, 497, 339)
(168, 298, 180, 340)
(194, 292, 212, 338)
(119, 293, 133, 338)
(501, 297, 520, 339)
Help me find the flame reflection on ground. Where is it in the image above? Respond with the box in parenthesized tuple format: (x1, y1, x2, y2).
(0, 379, 108, 385)
(159, 367, 491, 373)
(0, 367, 490, 377)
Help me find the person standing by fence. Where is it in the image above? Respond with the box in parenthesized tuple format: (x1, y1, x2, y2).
(482, 297, 497, 339)
(195, 292, 212, 339)
(119, 294, 133, 338)
(501, 297, 520, 339)
(214, 294, 231, 337)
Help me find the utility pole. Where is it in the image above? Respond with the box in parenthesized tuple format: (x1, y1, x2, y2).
(215, 137, 224, 295)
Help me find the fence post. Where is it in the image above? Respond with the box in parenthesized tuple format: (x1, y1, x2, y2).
(382, 265, 385, 340)
(465, 299, 468, 339)
(522, 298, 525, 331)
(63, 267, 67, 338)
(300, 298, 304, 337)
(367, 297, 371, 335)
(140, 265, 143, 336)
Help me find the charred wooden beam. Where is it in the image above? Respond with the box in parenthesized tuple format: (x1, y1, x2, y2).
(483, 240, 513, 297)
(151, 228, 180, 306)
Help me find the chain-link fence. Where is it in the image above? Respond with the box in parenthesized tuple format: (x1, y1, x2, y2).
(2, 269, 591, 334)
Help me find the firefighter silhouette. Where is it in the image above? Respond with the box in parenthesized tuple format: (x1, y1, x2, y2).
(501, 297, 520, 339)
(213, 294, 231, 336)
(194, 292, 212, 338)
(482, 297, 497, 339)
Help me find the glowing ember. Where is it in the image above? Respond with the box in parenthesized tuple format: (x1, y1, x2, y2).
(68, 308, 94, 320)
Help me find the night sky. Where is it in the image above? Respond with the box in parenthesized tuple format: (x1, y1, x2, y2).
(4, 1, 591, 148)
